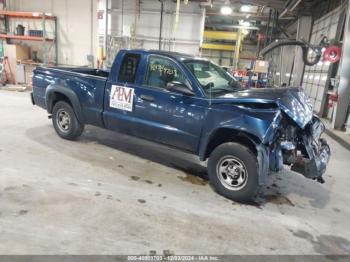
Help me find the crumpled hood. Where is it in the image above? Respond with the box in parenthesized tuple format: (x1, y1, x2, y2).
(217, 87, 313, 128)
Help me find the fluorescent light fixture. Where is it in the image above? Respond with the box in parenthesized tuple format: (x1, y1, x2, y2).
(240, 5, 251, 12)
(221, 6, 232, 15)
(276, 72, 281, 76)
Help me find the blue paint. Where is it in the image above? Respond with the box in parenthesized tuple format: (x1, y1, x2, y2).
(31, 49, 330, 183)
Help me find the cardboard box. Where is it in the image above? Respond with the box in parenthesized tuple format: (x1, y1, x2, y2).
(3, 44, 30, 82)
(254, 60, 269, 73)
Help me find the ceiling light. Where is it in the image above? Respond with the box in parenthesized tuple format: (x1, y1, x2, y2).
(221, 6, 233, 15)
(240, 5, 251, 12)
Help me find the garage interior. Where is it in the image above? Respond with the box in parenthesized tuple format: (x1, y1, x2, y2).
(1, 0, 350, 258)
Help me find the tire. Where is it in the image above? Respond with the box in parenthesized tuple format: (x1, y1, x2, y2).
(52, 101, 84, 140)
(208, 142, 259, 203)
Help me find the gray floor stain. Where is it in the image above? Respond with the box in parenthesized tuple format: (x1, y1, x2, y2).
(106, 195, 113, 200)
(130, 176, 140, 181)
(315, 235, 350, 255)
(292, 230, 350, 254)
(18, 210, 29, 216)
(144, 180, 153, 184)
(138, 199, 146, 204)
(4, 186, 16, 191)
(263, 194, 295, 206)
(67, 182, 78, 186)
(94, 192, 101, 196)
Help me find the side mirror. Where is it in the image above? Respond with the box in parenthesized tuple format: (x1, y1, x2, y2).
(165, 81, 195, 96)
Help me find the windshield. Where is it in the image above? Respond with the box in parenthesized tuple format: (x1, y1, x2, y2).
(184, 60, 242, 96)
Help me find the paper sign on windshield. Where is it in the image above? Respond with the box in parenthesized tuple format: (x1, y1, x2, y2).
(110, 85, 134, 112)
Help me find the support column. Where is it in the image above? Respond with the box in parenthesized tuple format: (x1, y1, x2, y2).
(234, 29, 242, 70)
(293, 16, 312, 86)
(104, 0, 108, 60)
(332, 3, 350, 129)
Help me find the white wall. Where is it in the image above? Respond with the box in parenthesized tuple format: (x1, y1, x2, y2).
(102, 0, 205, 65)
(7, 0, 98, 66)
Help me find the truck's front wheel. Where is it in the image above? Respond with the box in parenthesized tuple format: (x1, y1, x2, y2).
(208, 142, 259, 203)
(52, 101, 84, 140)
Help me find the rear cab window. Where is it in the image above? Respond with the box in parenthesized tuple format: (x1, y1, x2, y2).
(118, 54, 141, 84)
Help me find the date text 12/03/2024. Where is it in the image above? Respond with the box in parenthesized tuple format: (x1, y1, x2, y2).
(127, 255, 220, 261)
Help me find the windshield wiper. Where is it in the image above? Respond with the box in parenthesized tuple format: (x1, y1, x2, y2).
(209, 87, 234, 93)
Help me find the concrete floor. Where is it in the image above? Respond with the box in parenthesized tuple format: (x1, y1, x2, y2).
(1, 89, 350, 255)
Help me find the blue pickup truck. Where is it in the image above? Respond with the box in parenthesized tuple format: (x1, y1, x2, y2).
(31, 49, 330, 202)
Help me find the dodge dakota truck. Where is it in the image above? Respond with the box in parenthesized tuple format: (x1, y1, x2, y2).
(31, 49, 330, 202)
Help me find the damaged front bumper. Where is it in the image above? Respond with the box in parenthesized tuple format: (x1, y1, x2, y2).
(256, 116, 331, 184)
(291, 135, 331, 182)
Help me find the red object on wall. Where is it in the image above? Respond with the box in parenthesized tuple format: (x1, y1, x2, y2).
(327, 91, 339, 108)
(323, 45, 342, 63)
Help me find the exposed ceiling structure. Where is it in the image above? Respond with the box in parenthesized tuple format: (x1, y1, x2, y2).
(196, 0, 323, 55)
(202, 0, 316, 30)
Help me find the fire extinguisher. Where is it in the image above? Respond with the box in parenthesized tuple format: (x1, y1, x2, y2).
(328, 91, 338, 108)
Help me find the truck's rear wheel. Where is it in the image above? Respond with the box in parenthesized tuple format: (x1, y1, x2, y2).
(52, 101, 84, 140)
(208, 142, 259, 203)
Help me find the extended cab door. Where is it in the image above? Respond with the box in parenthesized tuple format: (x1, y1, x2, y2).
(132, 55, 205, 152)
(103, 52, 142, 136)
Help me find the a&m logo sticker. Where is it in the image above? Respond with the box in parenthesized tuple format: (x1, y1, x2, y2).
(110, 85, 134, 112)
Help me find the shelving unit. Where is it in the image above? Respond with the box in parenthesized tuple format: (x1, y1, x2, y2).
(0, 10, 58, 65)
(0, 34, 54, 42)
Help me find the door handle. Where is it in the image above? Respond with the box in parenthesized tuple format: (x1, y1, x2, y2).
(140, 94, 155, 102)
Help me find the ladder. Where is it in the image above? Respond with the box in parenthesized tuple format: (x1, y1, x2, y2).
(0, 56, 15, 85)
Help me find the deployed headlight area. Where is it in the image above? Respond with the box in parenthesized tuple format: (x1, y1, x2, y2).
(267, 114, 330, 183)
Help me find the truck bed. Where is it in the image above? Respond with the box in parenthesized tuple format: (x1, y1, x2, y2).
(32, 66, 108, 127)
(53, 67, 110, 78)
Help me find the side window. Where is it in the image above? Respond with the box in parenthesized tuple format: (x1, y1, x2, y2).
(118, 54, 140, 84)
(144, 56, 187, 89)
